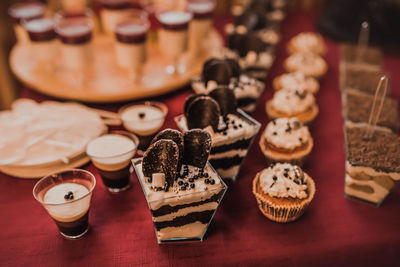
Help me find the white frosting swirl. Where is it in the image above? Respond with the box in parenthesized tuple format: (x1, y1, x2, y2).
(285, 53, 326, 75)
(264, 118, 310, 150)
(279, 72, 319, 94)
(259, 163, 308, 199)
(291, 32, 324, 54)
(272, 87, 315, 115)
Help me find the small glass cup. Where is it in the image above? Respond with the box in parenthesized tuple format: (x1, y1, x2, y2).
(156, 10, 192, 74)
(33, 169, 96, 239)
(54, 8, 100, 33)
(99, 0, 136, 34)
(55, 17, 94, 86)
(114, 9, 150, 83)
(187, 0, 216, 55)
(119, 101, 168, 151)
(8, 2, 46, 44)
(86, 131, 139, 193)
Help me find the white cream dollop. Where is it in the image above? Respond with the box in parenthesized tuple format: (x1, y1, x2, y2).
(264, 118, 310, 150)
(290, 32, 324, 54)
(259, 163, 308, 199)
(285, 53, 326, 74)
(279, 72, 319, 94)
(272, 87, 315, 115)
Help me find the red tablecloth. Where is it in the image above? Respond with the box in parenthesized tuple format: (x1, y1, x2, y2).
(1, 11, 400, 266)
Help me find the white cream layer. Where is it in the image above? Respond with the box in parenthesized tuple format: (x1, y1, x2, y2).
(278, 72, 319, 94)
(345, 173, 389, 204)
(157, 221, 207, 240)
(272, 88, 315, 116)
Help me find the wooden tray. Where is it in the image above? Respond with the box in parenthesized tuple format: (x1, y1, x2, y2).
(9, 30, 223, 103)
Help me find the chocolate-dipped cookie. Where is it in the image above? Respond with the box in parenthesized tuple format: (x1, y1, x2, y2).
(183, 129, 212, 169)
(186, 96, 220, 131)
(151, 129, 184, 162)
(142, 139, 179, 187)
(209, 87, 237, 115)
(202, 59, 232, 86)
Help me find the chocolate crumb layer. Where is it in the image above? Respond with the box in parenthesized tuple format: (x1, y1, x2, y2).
(345, 90, 399, 131)
(340, 43, 382, 66)
(344, 125, 400, 173)
(344, 67, 388, 95)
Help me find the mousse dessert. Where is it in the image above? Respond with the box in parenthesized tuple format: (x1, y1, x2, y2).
(33, 169, 96, 239)
(191, 57, 265, 113)
(132, 128, 227, 243)
(8, 2, 45, 44)
(344, 123, 400, 206)
(24, 18, 58, 65)
(273, 72, 320, 94)
(119, 101, 168, 150)
(266, 87, 319, 125)
(187, 0, 216, 54)
(175, 87, 261, 180)
(252, 163, 316, 223)
(114, 15, 150, 82)
(98, 0, 135, 34)
(86, 131, 139, 192)
(55, 17, 93, 72)
(259, 118, 313, 166)
(344, 89, 399, 132)
(156, 11, 192, 73)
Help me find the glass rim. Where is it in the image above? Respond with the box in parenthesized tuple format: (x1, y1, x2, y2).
(85, 131, 140, 159)
(8, 2, 46, 19)
(33, 169, 96, 206)
(155, 10, 193, 24)
(22, 17, 55, 32)
(54, 7, 95, 21)
(54, 16, 94, 34)
(118, 101, 168, 123)
(115, 17, 151, 34)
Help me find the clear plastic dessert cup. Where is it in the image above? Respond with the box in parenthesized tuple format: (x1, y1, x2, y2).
(86, 130, 139, 193)
(132, 159, 227, 243)
(119, 101, 168, 151)
(175, 109, 261, 181)
(32, 169, 96, 239)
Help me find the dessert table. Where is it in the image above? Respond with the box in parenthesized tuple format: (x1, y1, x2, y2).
(1, 11, 400, 266)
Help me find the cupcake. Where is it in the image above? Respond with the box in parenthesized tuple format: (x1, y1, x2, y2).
(273, 72, 319, 94)
(266, 87, 319, 124)
(192, 57, 265, 113)
(252, 163, 316, 223)
(284, 53, 328, 78)
(287, 32, 327, 55)
(259, 118, 313, 165)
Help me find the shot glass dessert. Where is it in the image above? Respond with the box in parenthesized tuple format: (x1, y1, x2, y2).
(114, 10, 150, 83)
(24, 18, 58, 69)
(8, 2, 45, 44)
(55, 17, 94, 85)
(344, 123, 400, 206)
(33, 169, 96, 239)
(98, 0, 135, 34)
(132, 128, 227, 243)
(61, 0, 87, 14)
(191, 57, 265, 113)
(119, 101, 168, 150)
(259, 118, 313, 166)
(187, 0, 216, 55)
(175, 88, 261, 180)
(266, 87, 319, 125)
(273, 72, 320, 94)
(156, 10, 192, 74)
(86, 131, 139, 193)
(252, 163, 316, 223)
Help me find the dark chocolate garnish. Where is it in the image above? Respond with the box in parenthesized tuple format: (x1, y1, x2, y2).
(202, 59, 232, 86)
(183, 94, 206, 118)
(237, 33, 268, 57)
(186, 96, 220, 131)
(234, 9, 267, 31)
(142, 139, 179, 187)
(182, 129, 212, 169)
(151, 129, 184, 163)
(209, 87, 237, 115)
(225, 58, 242, 78)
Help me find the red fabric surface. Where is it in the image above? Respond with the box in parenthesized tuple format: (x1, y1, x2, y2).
(1, 11, 400, 266)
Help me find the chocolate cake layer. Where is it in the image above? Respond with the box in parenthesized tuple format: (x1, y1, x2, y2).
(344, 125, 400, 173)
(345, 89, 399, 131)
(150, 191, 224, 217)
(210, 137, 253, 154)
(154, 210, 215, 230)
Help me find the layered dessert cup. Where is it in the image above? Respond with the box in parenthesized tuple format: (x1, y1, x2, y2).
(9, 2, 45, 44)
(344, 123, 400, 206)
(191, 57, 265, 113)
(55, 17, 94, 82)
(24, 18, 58, 68)
(156, 11, 192, 74)
(187, 0, 216, 55)
(175, 88, 261, 180)
(114, 11, 150, 82)
(33, 169, 96, 239)
(119, 101, 168, 150)
(99, 0, 136, 34)
(132, 128, 227, 243)
(86, 131, 139, 193)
